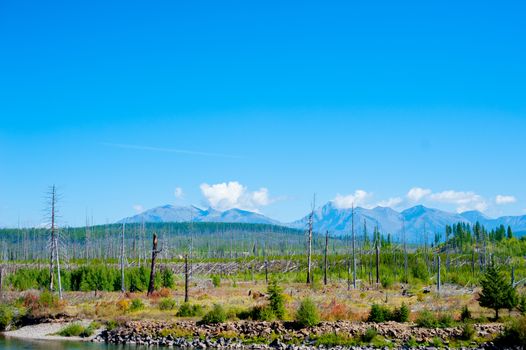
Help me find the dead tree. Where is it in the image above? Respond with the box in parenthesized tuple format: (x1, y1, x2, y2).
(437, 254, 441, 293)
(53, 230, 63, 300)
(306, 195, 315, 284)
(351, 204, 356, 289)
(184, 254, 189, 302)
(120, 223, 126, 293)
(0, 266, 3, 298)
(375, 226, 380, 285)
(48, 187, 56, 292)
(324, 230, 328, 285)
(402, 220, 408, 283)
(147, 233, 162, 296)
(47, 185, 62, 298)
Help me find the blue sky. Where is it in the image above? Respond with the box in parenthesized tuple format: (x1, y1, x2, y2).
(1, 0, 525, 227)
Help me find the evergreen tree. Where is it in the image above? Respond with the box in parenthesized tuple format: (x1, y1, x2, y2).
(479, 261, 517, 319)
(267, 280, 286, 319)
(507, 226, 513, 239)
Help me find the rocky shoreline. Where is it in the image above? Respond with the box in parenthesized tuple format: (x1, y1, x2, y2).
(92, 320, 508, 349)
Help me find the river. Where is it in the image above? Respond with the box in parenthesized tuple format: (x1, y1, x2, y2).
(0, 337, 152, 350)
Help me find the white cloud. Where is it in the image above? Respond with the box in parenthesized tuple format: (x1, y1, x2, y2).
(407, 187, 432, 202)
(174, 187, 184, 199)
(200, 181, 274, 211)
(377, 197, 403, 208)
(331, 187, 514, 214)
(251, 188, 271, 206)
(428, 190, 487, 213)
(495, 195, 516, 205)
(333, 190, 373, 209)
(133, 204, 144, 213)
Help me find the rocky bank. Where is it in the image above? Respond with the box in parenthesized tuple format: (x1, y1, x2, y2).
(93, 320, 508, 349)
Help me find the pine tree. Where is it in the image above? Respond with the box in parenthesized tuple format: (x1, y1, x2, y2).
(479, 261, 517, 319)
(507, 226, 513, 239)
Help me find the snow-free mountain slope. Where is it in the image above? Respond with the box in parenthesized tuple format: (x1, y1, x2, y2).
(119, 205, 277, 225)
(119, 203, 526, 243)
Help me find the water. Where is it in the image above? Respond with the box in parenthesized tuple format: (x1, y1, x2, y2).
(0, 337, 153, 350)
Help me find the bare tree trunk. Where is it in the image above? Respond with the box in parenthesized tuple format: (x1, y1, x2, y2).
(471, 249, 475, 276)
(120, 223, 126, 293)
(184, 254, 189, 303)
(0, 266, 3, 297)
(352, 204, 356, 289)
(306, 196, 315, 284)
(437, 254, 441, 293)
(265, 259, 269, 284)
(375, 243, 380, 285)
(48, 185, 57, 292)
(53, 232, 63, 299)
(147, 233, 160, 296)
(324, 231, 328, 286)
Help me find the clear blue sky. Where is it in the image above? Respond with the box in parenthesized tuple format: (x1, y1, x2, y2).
(1, 0, 525, 227)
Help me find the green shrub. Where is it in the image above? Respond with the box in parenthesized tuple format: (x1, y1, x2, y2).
(405, 337, 418, 347)
(392, 303, 410, 322)
(79, 321, 100, 337)
(460, 305, 471, 321)
(459, 323, 475, 340)
(58, 322, 99, 338)
(58, 323, 85, 337)
(518, 295, 526, 315)
(267, 280, 286, 320)
(177, 303, 203, 317)
(161, 269, 175, 289)
(39, 290, 58, 308)
(438, 313, 454, 328)
(499, 315, 526, 345)
(295, 298, 320, 327)
(159, 298, 177, 311)
(130, 298, 144, 312)
(201, 304, 227, 324)
(314, 333, 356, 346)
(236, 308, 252, 320)
(415, 310, 438, 328)
(368, 303, 409, 323)
(412, 262, 429, 282)
(367, 304, 392, 323)
(211, 275, 221, 288)
(430, 337, 443, 347)
(360, 328, 377, 343)
(380, 276, 393, 289)
(249, 305, 275, 321)
(106, 320, 118, 331)
(0, 305, 14, 331)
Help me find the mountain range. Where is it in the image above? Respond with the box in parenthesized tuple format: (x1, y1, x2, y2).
(120, 203, 526, 242)
(119, 205, 278, 225)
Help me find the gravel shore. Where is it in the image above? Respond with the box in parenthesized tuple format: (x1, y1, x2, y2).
(3, 320, 98, 342)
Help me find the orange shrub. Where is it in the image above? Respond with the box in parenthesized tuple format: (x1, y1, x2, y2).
(116, 299, 131, 312)
(158, 288, 171, 297)
(22, 292, 40, 309)
(322, 299, 350, 321)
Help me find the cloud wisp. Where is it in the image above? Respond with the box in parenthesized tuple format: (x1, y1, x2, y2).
(174, 187, 184, 199)
(102, 142, 244, 159)
(333, 190, 373, 209)
(331, 187, 516, 213)
(495, 195, 517, 205)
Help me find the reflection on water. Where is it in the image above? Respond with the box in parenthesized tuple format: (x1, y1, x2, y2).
(0, 337, 156, 350)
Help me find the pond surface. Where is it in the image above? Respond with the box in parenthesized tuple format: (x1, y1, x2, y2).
(0, 337, 153, 350)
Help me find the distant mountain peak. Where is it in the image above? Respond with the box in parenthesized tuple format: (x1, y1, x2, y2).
(118, 202, 526, 243)
(119, 204, 276, 225)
